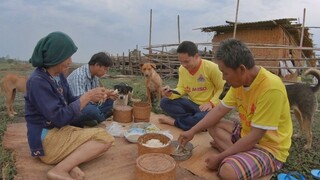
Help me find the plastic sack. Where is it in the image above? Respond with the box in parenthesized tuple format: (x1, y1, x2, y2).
(106, 122, 126, 137)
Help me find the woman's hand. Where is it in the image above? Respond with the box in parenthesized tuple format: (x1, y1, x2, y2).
(79, 87, 106, 109)
(87, 87, 107, 103)
(106, 89, 119, 101)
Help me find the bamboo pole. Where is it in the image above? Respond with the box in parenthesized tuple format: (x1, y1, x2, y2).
(233, 0, 240, 38)
(122, 52, 125, 74)
(116, 54, 119, 68)
(127, 49, 130, 75)
(299, 8, 306, 47)
(262, 66, 320, 70)
(177, 15, 180, 43)
(145, 53, 319, 61)
(143, 42, 320, 49)
(148, 9, 153, 58)
(254, 57, 320, 61)
(299, 8, 306, 67)
(144, 44, 320, 51)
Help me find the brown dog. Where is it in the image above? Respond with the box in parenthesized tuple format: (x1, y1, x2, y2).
(0, 73, 28, 117)
(140, 63, 163, 105)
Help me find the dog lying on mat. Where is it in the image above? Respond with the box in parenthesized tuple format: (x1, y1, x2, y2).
(218, 68, 320, 149)
(140, 63, 163, 105)
(113, 82, 140, 107)
(0, 73, 28, 117)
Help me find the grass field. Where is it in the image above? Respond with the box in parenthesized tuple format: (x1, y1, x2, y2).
(0, 60, 319, 179)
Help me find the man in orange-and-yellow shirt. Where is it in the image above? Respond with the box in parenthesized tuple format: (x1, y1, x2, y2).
(159, 41, 225, 130)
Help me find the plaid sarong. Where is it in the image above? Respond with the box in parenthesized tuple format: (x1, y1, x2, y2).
(218, 122, 283, 180)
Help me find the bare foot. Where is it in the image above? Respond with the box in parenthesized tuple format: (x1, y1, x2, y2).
(70, 166, 85, 180)
(210, 140, 218, 148)
(210, 140, 222, 152)
(47, 168, 74, 180)
(158, 115, 175, 126)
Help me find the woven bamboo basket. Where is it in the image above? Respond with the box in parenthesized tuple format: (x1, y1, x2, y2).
(133, 102, 151, 122)
(135, 153, 176, 180)
(137, 133, 171, 156)
(113, 105, 133, 123)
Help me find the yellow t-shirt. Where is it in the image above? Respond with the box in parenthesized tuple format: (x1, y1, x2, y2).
(170, 59, 225, 106)
(222, 67, 292, 162)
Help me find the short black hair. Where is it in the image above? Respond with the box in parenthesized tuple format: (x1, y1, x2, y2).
(215, 39, 255, 70)
(88, 52, 113, 67)
(177, 41, 198, 56)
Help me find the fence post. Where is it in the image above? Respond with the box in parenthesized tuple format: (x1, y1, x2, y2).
(122, 52, 125, 74)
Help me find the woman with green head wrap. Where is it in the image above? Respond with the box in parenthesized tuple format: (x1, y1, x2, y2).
(25, 31, 115, 180)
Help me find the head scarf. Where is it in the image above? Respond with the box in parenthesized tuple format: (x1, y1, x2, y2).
(29, 31, 78, 67)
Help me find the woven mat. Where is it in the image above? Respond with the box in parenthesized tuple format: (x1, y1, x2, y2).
(2, 114, 203, 180)
(3, 113, 271, 180)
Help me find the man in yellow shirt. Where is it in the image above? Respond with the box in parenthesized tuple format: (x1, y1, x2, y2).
(179, 39, 292, 179)
(159, 41, 225, 130)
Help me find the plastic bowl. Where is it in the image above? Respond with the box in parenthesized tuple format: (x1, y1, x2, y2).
(124, 130, 144, 143)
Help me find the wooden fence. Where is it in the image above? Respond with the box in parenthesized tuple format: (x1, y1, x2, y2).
(112, 43, 320, 81)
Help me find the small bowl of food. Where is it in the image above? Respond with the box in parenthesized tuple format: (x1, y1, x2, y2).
(170, 140, 194, 161)
(124, 127, 145, 143)
(130, 122, 152, 129)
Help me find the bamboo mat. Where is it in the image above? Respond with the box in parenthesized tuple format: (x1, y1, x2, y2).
(3, 113, 271, 180)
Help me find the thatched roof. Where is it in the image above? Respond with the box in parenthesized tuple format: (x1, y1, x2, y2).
(198, 18, 299, 33)
(197, 18, 314, 56)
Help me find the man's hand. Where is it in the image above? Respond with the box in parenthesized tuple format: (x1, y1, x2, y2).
(199, 102, 213, 111)
(178, 129, 195, 147)
(162, 85, 173, 97)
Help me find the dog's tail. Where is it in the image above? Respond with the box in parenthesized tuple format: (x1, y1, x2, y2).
(305, 68, 320, 93)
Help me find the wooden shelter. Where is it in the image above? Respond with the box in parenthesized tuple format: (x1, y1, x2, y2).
(199, 18, 315, 79)
(112, 18, 319, 80)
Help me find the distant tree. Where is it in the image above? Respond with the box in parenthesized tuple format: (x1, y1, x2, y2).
(0, 57, 5, 62)
(7, 59, 14, 64)
(131, 49, 140, 56)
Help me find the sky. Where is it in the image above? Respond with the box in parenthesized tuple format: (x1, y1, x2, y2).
(1, 0, 319, 63)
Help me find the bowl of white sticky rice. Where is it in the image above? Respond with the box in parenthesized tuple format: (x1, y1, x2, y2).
(137, 133, 171, 155)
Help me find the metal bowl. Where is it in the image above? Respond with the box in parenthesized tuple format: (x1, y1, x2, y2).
(170, 140, 193, 161)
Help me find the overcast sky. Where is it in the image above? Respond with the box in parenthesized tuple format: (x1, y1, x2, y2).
(1, 0, 319, 63)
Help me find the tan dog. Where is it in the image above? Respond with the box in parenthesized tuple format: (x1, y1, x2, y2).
(0, 73, 28, 117)
(140, 63, 163, 105)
